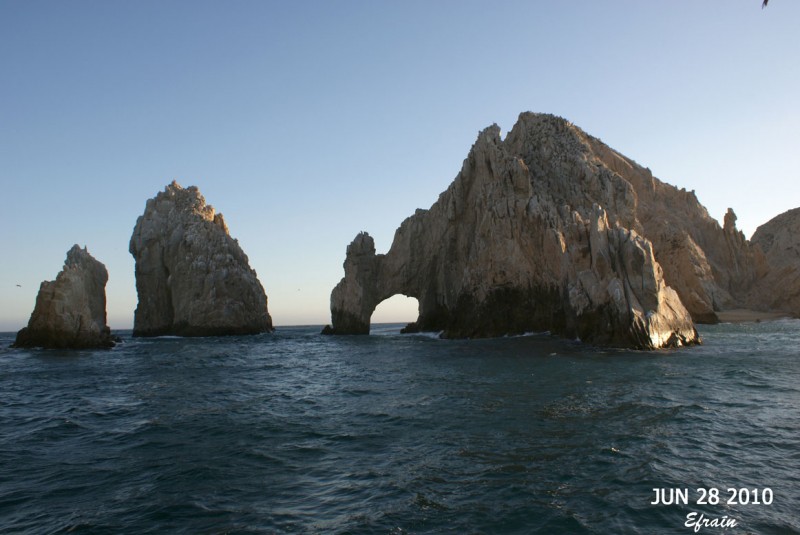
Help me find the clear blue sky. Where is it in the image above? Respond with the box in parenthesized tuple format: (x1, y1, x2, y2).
(1, 1, 798, 331)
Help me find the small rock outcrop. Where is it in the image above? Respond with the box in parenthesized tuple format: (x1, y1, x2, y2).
(13, 245, 116, 349)
(749, 208, 800, 316)
(130, 181, 273, 337)
(324, 114, 702, 349)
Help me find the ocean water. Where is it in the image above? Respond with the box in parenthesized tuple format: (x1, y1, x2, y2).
(1, 321, 799, 534)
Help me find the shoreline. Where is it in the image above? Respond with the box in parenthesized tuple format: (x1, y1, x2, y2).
(716, 309, 792, 324)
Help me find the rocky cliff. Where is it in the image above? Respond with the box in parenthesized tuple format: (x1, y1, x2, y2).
(13, 245, 116, 349)
(749, 208, 800, 316)
(130, 181, 273, 337)
(324, 113, 706, 349)
(584, 139, 765, 323)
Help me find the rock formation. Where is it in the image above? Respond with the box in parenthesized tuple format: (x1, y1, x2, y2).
(583, 141, 765, 324)
(13, 245, 116, 349)
(130, 181, 273, 337)
(324, 113, 705, 349)
(749, 208, 800, 316)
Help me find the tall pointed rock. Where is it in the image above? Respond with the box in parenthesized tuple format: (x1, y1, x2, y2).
(130, 181, 273, 337)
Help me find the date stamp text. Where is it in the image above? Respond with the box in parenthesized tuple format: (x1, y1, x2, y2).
(650, 487, 773, 532)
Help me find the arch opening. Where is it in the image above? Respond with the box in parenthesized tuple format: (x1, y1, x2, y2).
(370, 294, 420, 334)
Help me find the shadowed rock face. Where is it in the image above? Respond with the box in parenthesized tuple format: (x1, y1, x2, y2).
(749, 208, 800, 316)
(325, 113, 703, 349)
(130, 181, 273, 337)
(13, 245, 116, 349)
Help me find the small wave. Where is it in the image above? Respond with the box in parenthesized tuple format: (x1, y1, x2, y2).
(507, 330, 552, 338)
(406, 330, 444, 339)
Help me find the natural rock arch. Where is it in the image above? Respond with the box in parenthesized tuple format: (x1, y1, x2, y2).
(322, 232, 425, 335)
(371, 293, 420, 327)
(323, 114, 704, 349)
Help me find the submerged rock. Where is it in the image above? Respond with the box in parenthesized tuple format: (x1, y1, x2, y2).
(325, 114, 702, 349)
(130, 181, 273, 337)
(13, 245, 116, 349)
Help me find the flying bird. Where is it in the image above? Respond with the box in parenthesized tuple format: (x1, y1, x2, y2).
(16, 284, 21, 288)
(762, 0, 768, 7)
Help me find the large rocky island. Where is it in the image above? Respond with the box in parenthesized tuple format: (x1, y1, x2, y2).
(324, 112, 788, 349)
(13, 245, 116, 349)
(130, 181, 273, 337)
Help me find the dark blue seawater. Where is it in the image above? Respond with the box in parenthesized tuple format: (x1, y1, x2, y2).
(1, 321, 799, 534)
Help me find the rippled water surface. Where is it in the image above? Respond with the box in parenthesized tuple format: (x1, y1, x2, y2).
(1, 321, 799, 534)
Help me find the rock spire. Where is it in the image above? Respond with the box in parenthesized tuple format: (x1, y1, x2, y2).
(13, 245, 116, 349)
(129, 181, 273, 337)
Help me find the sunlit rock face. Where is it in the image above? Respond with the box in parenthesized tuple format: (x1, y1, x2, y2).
(130, 181, 273, 337)
(590, 131, 764, 324)
(749, 207, 800, 316)
(13, 245, 116, 349)
(325, 113, 710, 349)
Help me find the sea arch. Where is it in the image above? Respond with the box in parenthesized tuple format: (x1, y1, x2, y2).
(371, 294, 420, 332)
(323, 232, 434, 335)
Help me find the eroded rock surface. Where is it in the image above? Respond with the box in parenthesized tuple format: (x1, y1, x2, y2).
(325, 113, 706, 349)
(583, 140, 764, 324)
(749, 208, 800, 316)
(13, 245, 116, 349)
(130, 181, 273, 337)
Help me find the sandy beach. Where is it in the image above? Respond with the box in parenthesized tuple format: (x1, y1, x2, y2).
(716, 309, 791, 323)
